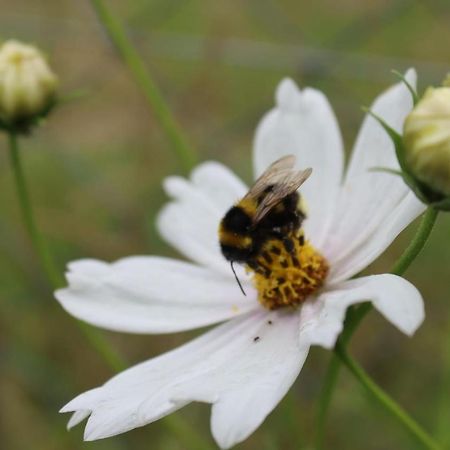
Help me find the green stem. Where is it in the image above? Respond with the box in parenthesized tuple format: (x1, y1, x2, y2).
(7, 133, 212, 449)
(8, 133, 62, 287)
(7, 132, 127, 370)
(435, 319, 450, 445)
(335, 342, 441, 450)
(390, 207, 439, 276)
(315, 354, 340, 450)
(163, 413, 215, 450)
(315, 207, 439, 448)
(77, 322, 126, 372)
(90, 0, 196, 174)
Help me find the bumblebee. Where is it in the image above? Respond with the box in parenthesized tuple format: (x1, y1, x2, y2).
(219, 155, 312, 293)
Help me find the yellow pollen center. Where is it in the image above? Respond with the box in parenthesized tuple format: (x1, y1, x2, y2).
(248, 229, 329, 310)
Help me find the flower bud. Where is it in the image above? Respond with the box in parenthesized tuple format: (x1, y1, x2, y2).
(403, 86, 450, 197)
(0, 40, 58, 128)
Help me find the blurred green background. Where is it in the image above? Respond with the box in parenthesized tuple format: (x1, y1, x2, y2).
(1, 1, 450, 449)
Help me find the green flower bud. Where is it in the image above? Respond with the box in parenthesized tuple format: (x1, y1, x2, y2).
(0, 40, 58, 129)
(403, 86, 450, 197)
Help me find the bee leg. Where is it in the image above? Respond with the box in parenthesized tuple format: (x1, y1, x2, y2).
(247, 260, 259, 272)
(248, 259, 267, 276)
(261, 251, 273, 265)
(282, 236, 295, 254)
(249, 259, 272, 278)
(298, 233, 305, 246)
(282, 236, 300, 266)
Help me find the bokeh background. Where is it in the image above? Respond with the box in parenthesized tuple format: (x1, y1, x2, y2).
(1, 1, 450, 449)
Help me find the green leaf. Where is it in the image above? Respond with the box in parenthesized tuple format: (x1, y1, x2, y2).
(392, 69, 419, 105)
(368, 167, 403, 177)
(362, 107, 409, 173)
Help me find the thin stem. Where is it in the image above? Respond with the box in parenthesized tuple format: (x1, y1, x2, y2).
(163, 413, 215, 450)
(90, 0, 196, 174)
(341, 206, 439, 340)
(77, 322, 126, 372)
(7, 133, 212, 449)
(8, 132, 62, 287)
(390, 207, 439, 276)
(7, 132, 127, 370)
(335, 343, 441, 450)
(316, 207, 439, 448)
(435, 319, 450, 446)
(315, 354, 340, 450)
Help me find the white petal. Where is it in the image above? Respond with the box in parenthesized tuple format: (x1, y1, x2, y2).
(157, 162, 248, 277)
(55, 257, 256, 334)
(61, 310, 308, 449)
(348, 69, 417, 179)
(301, 274, 424, 349)
(67, 410, 90, 430)
(324, 69, 423, 273)
(253, 78, 344, 248)
(329, 193, 425, 282)
(300, 296, 348, 350)
(190, 161, 248, 211)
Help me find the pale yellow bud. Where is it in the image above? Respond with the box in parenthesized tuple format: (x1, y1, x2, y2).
(0, 40, 58, 125)
(403, 86, 450, 196)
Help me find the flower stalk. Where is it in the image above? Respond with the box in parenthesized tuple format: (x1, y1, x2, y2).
(89, 0, 197, 174)
(316, 206, 439, 449)
(335, 341, 442, 450)
(8, 132, 61, 287)
(7, 132, 127, 371)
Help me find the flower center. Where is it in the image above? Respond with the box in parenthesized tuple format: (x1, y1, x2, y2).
(248, 228, 329, 310)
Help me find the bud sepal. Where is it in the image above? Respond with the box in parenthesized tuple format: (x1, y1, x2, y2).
(366, 77, 450, 212)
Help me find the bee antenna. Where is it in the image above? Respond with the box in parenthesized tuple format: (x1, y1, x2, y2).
(230, 261, 246, 296)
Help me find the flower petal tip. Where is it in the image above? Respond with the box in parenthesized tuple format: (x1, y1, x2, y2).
(67, 259, 109, 275)
(83, 428, 99, 442)
(59, 404, 73, 414)
(66, 410, 91, 430)
(83, 419, 113, 442)
(399, 304, 425, 337)
(275, 77, 299, 110)
(404, 67, 417, 85)
(161, 175, 188, 198)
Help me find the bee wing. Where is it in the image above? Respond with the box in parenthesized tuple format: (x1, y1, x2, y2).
(244, 155, 297, 201)
(253, 167, 312, 224)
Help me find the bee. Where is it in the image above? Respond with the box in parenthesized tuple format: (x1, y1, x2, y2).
(219, 155, 312, 294)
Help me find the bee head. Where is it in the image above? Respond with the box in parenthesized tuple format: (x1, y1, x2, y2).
(221, 206, 252, 232)
(219, 205, 254, 264)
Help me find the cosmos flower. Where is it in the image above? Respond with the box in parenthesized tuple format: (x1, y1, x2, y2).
(56, 69, 426, 449)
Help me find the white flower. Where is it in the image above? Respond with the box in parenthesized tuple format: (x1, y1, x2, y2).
(56, 69, 426, 449)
